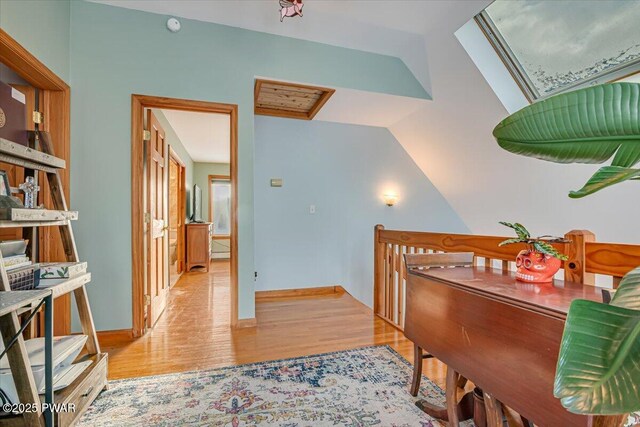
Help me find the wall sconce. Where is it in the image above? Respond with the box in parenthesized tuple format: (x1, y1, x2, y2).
(383, 194, 398, 207)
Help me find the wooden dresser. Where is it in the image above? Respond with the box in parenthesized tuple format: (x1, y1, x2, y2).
(186, 222, 212, 272)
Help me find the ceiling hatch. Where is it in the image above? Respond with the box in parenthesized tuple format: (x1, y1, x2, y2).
(254, 79, 335, 120)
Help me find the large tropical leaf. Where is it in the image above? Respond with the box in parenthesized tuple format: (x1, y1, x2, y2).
(611, 266, 640, 311)
(554, 300, 640, 414)
(569, 166, 640, 198)
(493, 83, 640, 197)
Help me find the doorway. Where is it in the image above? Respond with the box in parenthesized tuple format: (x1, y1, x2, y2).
(131, 95, 238, 337)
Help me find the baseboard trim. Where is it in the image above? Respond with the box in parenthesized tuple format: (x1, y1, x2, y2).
(255, 285, 346, 300)
(96, 328, 135, 341)
(235, 318, 257, 328)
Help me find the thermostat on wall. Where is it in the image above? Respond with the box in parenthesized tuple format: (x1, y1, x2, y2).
(270, 178, 283, 187)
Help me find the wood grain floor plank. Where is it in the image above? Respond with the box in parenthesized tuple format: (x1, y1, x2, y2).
(101, 260, 449, 389)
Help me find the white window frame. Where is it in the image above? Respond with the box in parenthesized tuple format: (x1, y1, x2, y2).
(475, 10, 640, 102)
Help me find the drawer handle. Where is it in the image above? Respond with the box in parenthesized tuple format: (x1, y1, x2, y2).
(81, 386, 94, 398)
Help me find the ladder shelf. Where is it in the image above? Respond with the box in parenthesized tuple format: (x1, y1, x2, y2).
(0, 130, 106, 426)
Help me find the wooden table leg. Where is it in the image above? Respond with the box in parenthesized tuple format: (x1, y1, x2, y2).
(484, 392, 504, 427)
(473, 388, 487, 427)
(415, 392, 474, 422)
(447, 368, 461, 426)
(415, 367, 474, 425)
(410, 344, 423, 397)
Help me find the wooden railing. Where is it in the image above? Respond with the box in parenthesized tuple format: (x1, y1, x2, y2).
(373, 225, 640, 330)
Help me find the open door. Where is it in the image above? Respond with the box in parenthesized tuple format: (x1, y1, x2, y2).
(145, 110, 169, 328)
(168, 147, 186, 287)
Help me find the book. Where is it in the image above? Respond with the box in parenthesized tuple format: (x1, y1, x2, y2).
(0, 81, 28, 146)
(0, 335, 88, 403)
(0, 240, 27, 258)
(39, 262, 87, 279)
(3, 254, 29, 264)
(5, 260, 32, 271)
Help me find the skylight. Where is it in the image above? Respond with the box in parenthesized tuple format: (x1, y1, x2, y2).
(476, 0, 640, 101)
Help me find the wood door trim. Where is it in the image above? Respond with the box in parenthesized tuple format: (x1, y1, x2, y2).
(168, 146, 186, 276)
(169, 146, 186, 167)
(0, 29, 68, 91)
(132, 95, 239, 336)
(0, 29, 72, 335)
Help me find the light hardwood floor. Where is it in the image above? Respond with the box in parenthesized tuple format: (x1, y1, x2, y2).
(100, 260, 448, 389)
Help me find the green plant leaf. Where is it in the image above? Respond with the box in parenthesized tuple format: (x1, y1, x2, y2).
(532, 241, 568, 261)
(554, 299, 640, 415)
(611, 266, 640, 311)
(499, 221, 531, 239)
(493, 83, 640, 197)
(494, 83, 640, 165)
(569, 166, 640, 198)
(498, 238, 526, 247)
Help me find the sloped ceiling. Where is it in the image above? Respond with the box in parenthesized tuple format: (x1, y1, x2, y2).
(91, 0, 640, 245)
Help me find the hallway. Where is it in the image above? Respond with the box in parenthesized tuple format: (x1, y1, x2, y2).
(100, 261, 448, 390)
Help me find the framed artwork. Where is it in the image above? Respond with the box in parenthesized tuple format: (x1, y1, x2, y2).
(0, 170, 10, 197)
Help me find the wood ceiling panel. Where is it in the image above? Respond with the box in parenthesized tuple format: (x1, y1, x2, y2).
(254, 79, 335, 120)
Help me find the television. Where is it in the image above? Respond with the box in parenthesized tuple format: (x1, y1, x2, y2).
(192, 184, 203, 222)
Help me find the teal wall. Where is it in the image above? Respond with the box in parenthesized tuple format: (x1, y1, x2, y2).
(254, 116, 469, 305)
(68, 1, 427, 330)
(193, 162, 230, 223)
(1, 0, 430, 331)
(0, 0, 70, 82)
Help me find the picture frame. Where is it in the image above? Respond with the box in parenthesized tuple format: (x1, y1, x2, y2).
(0, 170, 10, 197)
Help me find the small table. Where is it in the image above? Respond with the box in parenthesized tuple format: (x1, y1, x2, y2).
(404, 267, 607, 427)
(0, 289, 54, 426)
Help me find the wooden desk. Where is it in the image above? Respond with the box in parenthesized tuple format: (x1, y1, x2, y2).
(405, 267, 605, 427)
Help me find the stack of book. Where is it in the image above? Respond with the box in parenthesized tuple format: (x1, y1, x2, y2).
(0, 335, 90, 404)
(3, 254, 31, 271)
(0, 239, 33, 278)
(0, 240, 40, 290)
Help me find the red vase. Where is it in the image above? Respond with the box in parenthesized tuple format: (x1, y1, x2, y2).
(515, 249, 562, 283)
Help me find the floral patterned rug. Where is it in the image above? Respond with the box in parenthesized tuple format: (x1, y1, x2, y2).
(78, 346, 447, 426)
(77, 345, 640, 427)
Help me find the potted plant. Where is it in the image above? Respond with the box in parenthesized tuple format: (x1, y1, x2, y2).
(498, 222, 568, 283)
(494, 82, 640, 425)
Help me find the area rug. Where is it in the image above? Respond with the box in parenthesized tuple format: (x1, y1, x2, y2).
(77, 345, 449, 426)
(77, 345, 640, 427)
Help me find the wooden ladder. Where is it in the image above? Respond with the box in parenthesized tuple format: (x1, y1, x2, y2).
(0, 131, 105, 426)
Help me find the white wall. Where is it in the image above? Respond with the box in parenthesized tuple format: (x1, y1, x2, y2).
(454, 20, 528, 114)
(254, 116, 468, 306)
(389, 27, 640, 245)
